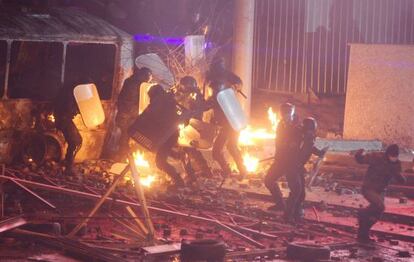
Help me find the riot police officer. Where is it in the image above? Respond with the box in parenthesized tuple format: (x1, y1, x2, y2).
(287, 117, 326, 222)
(54, 76, 83, 176)
(205, 57, 247, 179)
(116, 67, 152, 160)
(176, 76, 212, 181)
(264, 103, 302, 212)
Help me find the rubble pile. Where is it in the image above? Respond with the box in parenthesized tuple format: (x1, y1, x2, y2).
(0, 156, 413, 261)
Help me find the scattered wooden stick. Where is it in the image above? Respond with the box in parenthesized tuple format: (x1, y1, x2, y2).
(126, 206, 149, 235)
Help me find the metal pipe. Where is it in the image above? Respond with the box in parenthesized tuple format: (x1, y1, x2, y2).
(9, 178, 56, 209)
(67, 165, 130, 238)
(0, 175, 274, 242)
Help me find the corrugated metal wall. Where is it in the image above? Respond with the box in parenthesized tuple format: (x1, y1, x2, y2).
(253, 0, 414, 95)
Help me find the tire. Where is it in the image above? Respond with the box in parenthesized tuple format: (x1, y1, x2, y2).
(180, 239, 226, 262)
(287, 242, 331, 261)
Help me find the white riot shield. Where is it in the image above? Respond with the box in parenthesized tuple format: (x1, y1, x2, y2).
(216, 88, 248, 131)
(73, 84, 105, 129)
(139, 82, 155, 114)
(135, 53, 175, 88)
(178, 119, 216, 149)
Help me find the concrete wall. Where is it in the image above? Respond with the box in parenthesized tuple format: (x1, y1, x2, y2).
(344, 44, 414, 148)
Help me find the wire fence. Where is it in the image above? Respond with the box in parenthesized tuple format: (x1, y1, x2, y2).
(253, 0, 414, 95)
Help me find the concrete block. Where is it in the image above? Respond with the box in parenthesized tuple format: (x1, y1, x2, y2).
(344, 44, 414, 148)
(315, 138, 382, 152)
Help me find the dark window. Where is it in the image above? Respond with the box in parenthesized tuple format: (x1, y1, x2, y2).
(0, 41, 6, 97)
(65, 43, 116, 100)
(8, 41, 63, 100)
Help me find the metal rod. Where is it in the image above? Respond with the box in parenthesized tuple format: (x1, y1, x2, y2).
(110, 214, 146, 239)
(67, 165, 130, 237)
(10, 178, 56, 209)
(204, 214, 265, 249)
(0, 216, 27, 233)
(126, 205, 149, 235)
(0, 175, 277, 241)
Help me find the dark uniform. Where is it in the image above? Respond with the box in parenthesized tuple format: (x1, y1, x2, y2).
(290, 118, 325, 221)
(116, 68, 152, 160)
(147, 85, 185, 186)
(54, 81, 82, 175)
(355, 144, 406, 242)
(265, 115, 302, 212)
(206, 58, 247, 178)
(175, 76, 212, 181)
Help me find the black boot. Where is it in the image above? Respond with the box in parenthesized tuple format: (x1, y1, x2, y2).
(267, 202, 286, 212)
(357, 215, 375, 243)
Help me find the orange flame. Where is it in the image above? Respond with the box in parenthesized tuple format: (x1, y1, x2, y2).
(126, 150, 155, 188)
(243, 152, 259, 173)
(238, 107, 278, 146)
(47, 114, 55, 123)
(133, 151, 150, 168)
(267, 107, 278, 132)
(237, 107, 279, 172)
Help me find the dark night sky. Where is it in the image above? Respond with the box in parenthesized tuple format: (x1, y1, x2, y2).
(2, 0, 235, 44)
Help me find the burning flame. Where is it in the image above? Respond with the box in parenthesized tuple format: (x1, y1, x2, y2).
(243, 152, 259, 173)
(237, 107, 279, 172)
(125, 150, 155, 188)
(140, 175, 156, 188)
(47, 114, 55, 123)
(238, 126, 275, 146)
(238, 107, 279, 146)
(133, 151, 150, 168)
(267, 107, 278, 132)
(178, 123, 186, 141)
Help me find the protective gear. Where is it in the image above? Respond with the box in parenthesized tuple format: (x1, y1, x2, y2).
(287, 121, 324, 222)
(117, 68, 153, 116)
(264, 163, 287, 211)
(176, 77, 205, 120)
(145, 85, 184, 186)
(115, 68, 153, 160)
(55, 117, 82, 175)
(279, 103, 295, 122)
(385, 144, 399, 157)
(54, 77, 83, 175)
(175, 77, 212, 181)
(136, 67, 153, 82)
(148, 84, 166, 102)
(303, 117, 317, 132)
(284, 173, 304, 223)
(265, 118, 302, 211)
(212, 125, 247, 177)
(179, 76, 198, 93)
(206, 59, 245, 178)
(156, 132, 184, 186)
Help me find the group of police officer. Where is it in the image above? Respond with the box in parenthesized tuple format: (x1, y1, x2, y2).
(54, 56, 406, 243)
(113, 56, 247, 187)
